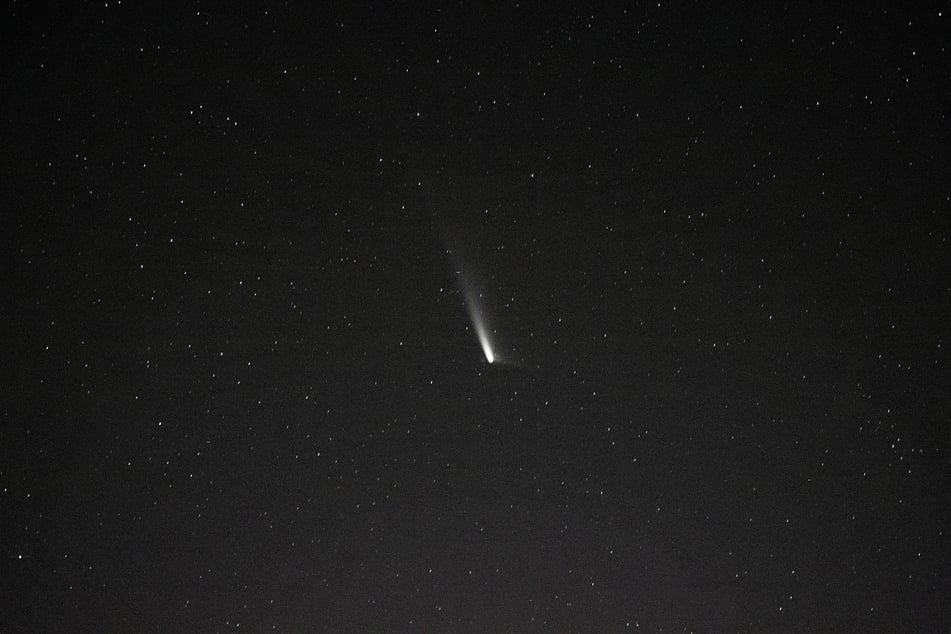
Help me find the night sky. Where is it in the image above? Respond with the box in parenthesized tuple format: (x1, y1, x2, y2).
(3, 2, 950, 631)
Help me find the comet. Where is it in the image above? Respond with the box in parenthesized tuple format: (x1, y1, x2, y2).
(462, 287, 496, 364)
(433, 207, 502, 364)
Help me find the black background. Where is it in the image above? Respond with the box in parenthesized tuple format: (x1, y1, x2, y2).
(3, 2, 949, 630)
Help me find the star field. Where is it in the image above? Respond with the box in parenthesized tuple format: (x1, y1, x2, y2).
(3, 2, 950, 631)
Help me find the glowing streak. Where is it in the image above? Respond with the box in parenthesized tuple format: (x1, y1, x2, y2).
(442, 222, 499, 364)
(462, 287, 496, 364)
(472, 311, 496, 364)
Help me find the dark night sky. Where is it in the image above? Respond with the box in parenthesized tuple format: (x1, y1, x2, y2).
(3, 2, 950, 631)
